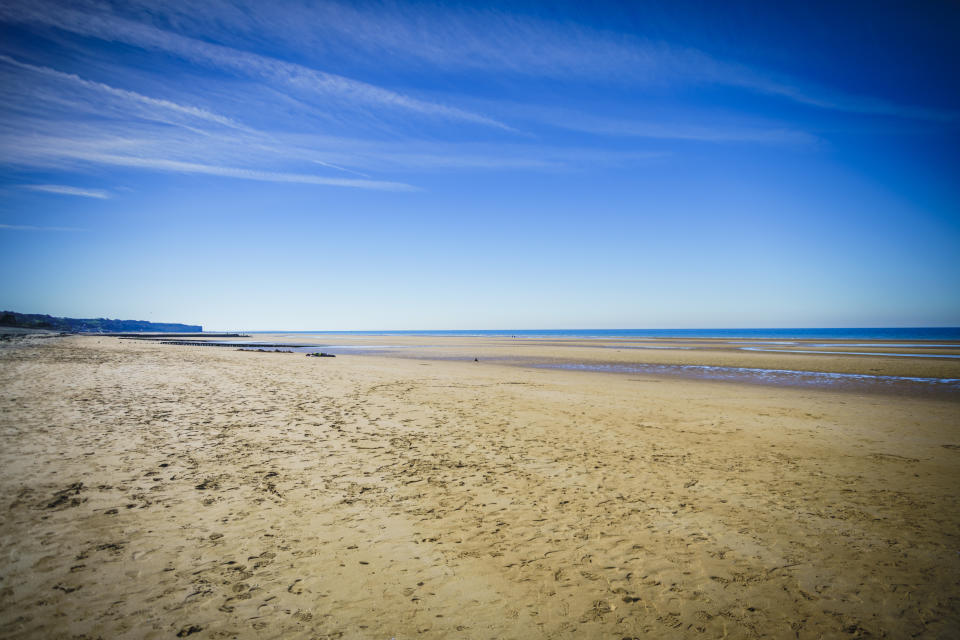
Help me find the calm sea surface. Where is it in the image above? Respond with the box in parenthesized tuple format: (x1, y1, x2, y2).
(244, 328, 960, 340)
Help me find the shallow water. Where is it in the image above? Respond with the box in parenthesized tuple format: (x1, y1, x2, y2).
(529, 361, 960, 396)
(200, 340, 960, 396)
(804, 343, 960, 348)
(739, 347, 960, 359)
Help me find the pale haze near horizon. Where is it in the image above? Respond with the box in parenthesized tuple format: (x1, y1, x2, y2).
(1, 1, 958, 331)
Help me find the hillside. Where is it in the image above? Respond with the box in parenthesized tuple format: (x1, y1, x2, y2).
(0, 311, 201, 333)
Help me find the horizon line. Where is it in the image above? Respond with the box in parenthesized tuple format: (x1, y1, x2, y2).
(206, 325, 960, 332)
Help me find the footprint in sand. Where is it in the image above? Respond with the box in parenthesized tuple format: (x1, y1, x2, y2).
(175, 625, 202, 637)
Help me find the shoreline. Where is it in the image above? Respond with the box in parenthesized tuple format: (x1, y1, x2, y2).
(229, 328, 960, 341)
(145, 333, 960, 398)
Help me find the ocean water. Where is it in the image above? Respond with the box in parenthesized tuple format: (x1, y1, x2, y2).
(243, 328, 960, 341)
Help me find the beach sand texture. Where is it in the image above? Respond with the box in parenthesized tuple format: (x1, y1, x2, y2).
(1, 336, 959, 638)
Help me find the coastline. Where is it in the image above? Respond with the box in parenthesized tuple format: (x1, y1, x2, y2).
(1, 335, 958, 638)
(157, 332, 960, 392)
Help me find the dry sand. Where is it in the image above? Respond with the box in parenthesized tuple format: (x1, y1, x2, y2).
(1, 335, 959, 639)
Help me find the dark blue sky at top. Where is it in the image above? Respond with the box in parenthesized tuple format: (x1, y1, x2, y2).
(0, 0, 957, 329)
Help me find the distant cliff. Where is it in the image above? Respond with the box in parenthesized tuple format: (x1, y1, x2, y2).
(0, 311, 202, 333)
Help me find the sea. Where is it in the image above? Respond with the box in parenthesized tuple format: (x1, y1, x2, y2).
(243, 328, 960, 341)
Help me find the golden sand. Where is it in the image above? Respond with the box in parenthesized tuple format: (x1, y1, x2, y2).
(1, 335, 958, 638)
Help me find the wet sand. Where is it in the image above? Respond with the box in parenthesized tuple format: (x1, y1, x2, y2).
(1, 335, 959, 638)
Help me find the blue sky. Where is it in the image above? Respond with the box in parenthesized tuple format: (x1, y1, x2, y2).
(0, 0, 958, 330)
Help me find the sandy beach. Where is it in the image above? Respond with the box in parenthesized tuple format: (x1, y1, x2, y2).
(1, 334, 959, 639)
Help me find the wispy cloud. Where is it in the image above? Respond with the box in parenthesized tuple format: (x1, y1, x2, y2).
(0, 223, 83, 231)
(0, 2, 511, 130)
(76, 0, 956, 123)
(1, 123, 660, 180)
(0, 54, 247, 131)
(744, 79, 959, 123)
(1, 125, 417, 190)
(569, 120, 818, 145)
(21, 184, 111, 199)
(2, 0, 927, 202)
(69, 154, 417, 191)
(496, 102, 821, 145)
(311, 159, 371, 179)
